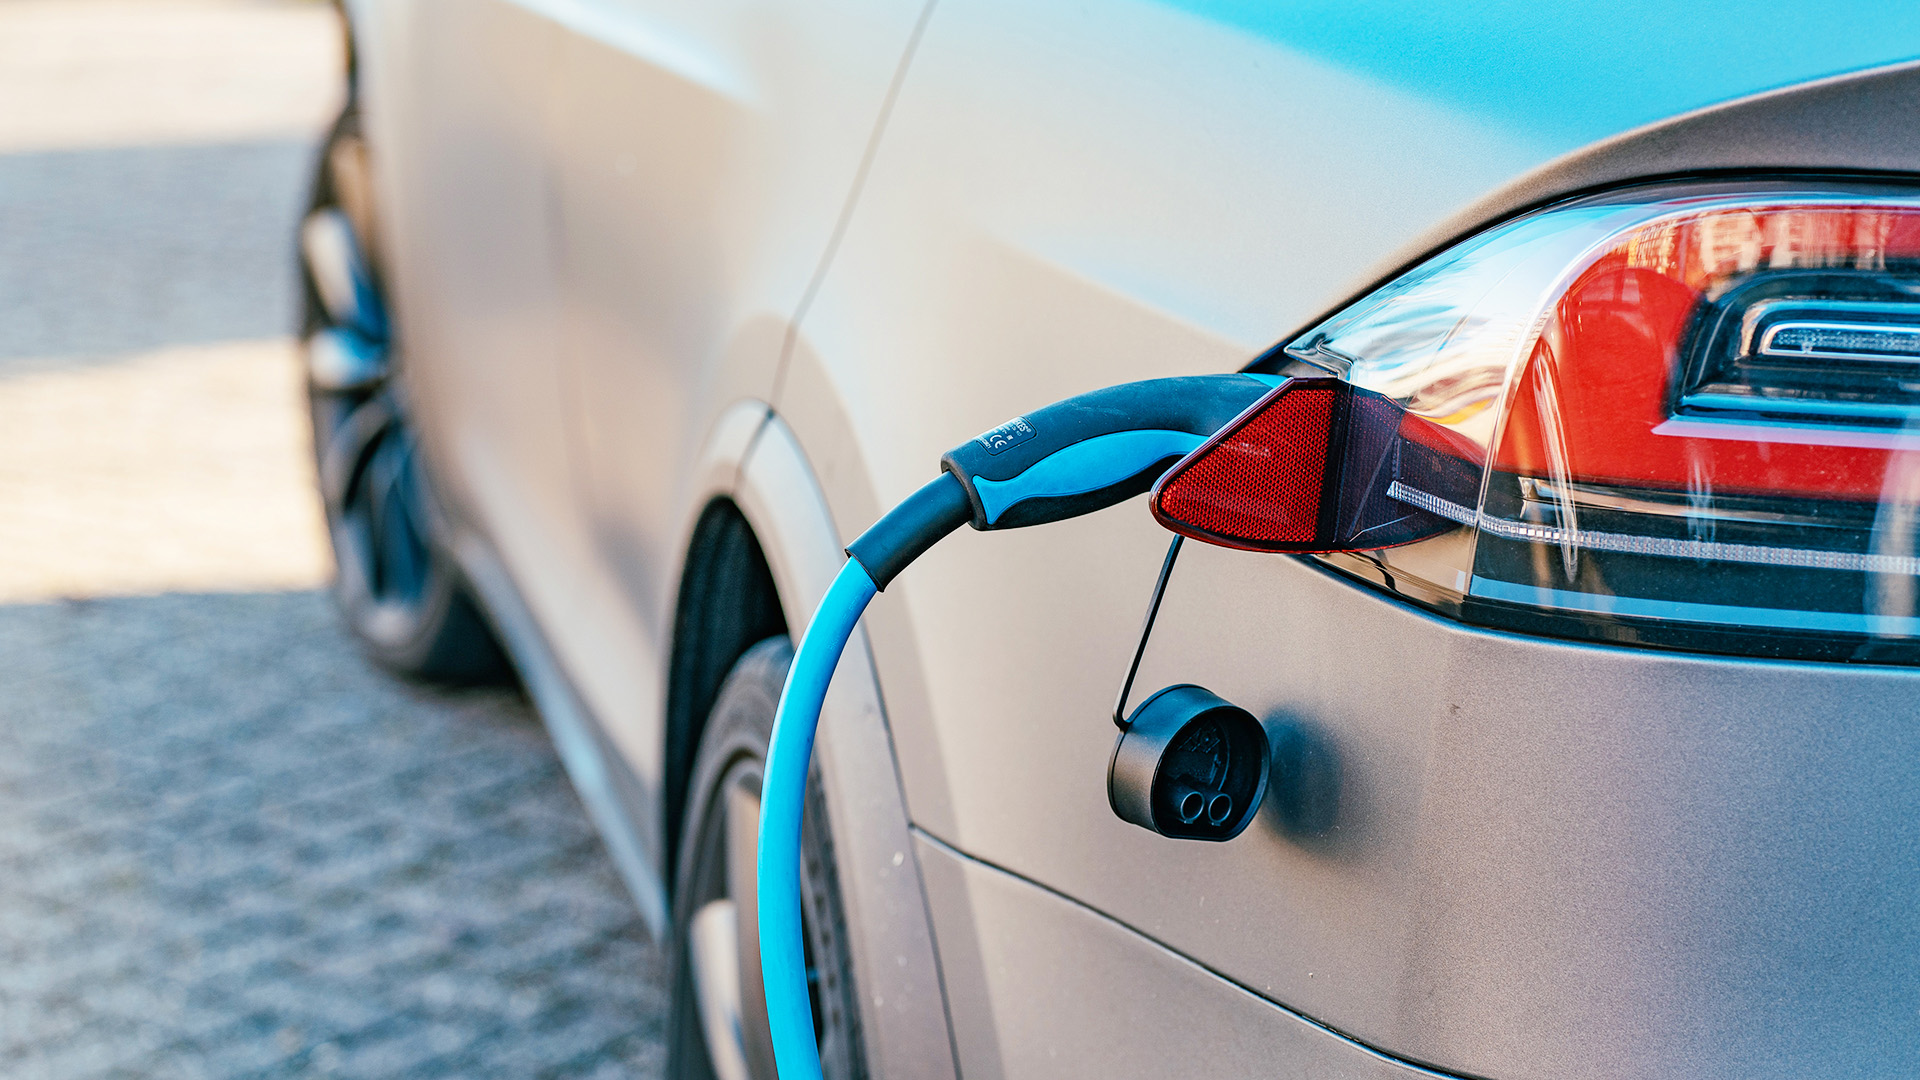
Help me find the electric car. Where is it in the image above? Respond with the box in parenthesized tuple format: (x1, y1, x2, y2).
(304, 3, 1920, 1077)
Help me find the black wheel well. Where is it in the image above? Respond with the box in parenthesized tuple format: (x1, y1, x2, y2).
(664, 498, 787, 881)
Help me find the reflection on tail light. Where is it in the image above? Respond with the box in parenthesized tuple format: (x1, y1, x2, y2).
(1243, 184, 1920, 663)
(1152, 378, 1482, 553)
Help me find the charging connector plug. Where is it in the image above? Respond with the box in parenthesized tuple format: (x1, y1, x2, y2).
(940, 374, 1280, 531)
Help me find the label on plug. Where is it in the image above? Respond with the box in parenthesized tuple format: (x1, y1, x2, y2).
(976, 417, 1036, 456)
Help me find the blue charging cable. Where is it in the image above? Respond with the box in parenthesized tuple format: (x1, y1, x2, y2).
(755, 559, 878, 1080)
(752, 374, 1283, 1078)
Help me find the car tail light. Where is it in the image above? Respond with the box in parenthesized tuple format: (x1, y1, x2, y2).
(1157, 182, 1920, 663)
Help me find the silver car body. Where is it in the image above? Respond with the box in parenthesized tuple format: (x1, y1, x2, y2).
(341, 2, 1920, 1075)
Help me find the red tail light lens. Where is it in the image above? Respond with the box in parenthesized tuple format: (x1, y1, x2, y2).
(1153, 380, 1339, 549)
(1152, 379, 1483, 553)
(1203, 183, 1920, 663)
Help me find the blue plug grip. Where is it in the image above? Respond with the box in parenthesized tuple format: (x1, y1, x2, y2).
(968, 428, 1207, 525)
(758, 560, 878, 1080)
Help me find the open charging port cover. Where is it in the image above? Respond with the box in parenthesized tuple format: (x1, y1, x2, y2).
(1109, 684, 1269, 841)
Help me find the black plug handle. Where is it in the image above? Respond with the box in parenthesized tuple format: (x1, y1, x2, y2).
(844, 373, 1284, 591)
(940, 374, 1282, 531)
(845, 473, 974, 590)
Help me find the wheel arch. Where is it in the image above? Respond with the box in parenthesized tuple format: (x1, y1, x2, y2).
(666, 400, 960, 1080)
(662, 496, 786, 878)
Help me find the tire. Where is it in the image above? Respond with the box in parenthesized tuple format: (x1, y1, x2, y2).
(668, 638, 868, 1080)
(302, 106, 509, 684)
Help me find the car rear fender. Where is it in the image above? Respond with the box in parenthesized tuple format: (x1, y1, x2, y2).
(701, 403, 962, 1080)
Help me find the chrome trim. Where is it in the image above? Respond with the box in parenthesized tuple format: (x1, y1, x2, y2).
(1738, 298, 1920, 362)
(1759, 319, 1920, 363)
(1679, 391, 1920, 422)
(1391, 480, 1920, 575)
(1516, 476, 1850, 529)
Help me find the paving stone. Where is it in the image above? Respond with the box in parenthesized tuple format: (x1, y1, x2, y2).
(0, 593, 668, 1078)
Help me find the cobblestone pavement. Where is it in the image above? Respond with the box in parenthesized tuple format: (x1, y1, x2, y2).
(0, 2, 668, 1076)
(0, 594, 665, 1080)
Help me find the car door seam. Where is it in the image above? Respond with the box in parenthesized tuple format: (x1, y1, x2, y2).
(768, 0, 942, 409)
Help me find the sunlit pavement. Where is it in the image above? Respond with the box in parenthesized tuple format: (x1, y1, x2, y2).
(0, 3, 664, 1076)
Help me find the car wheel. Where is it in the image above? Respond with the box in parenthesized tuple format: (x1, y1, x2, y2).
(301, 107, 509, 683)
(668, 637, 868, 1080)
